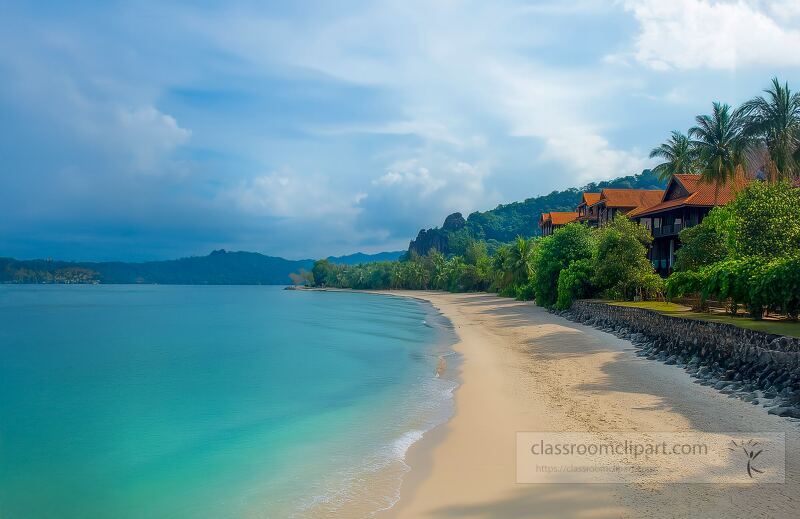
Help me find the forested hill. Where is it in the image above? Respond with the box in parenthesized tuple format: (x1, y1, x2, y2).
(1, 250, 404, 285)
(408, 169, 666, 257)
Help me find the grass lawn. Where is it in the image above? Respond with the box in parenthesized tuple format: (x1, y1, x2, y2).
(610, 300, 800, 339)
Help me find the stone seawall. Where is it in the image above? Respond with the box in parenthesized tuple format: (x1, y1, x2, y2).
(556, 301, 800, 419)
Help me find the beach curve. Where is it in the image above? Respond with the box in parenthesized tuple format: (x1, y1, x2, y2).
(373, 291, 799, 519)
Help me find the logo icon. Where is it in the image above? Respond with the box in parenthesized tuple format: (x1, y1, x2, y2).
(728, 439, 764, 478)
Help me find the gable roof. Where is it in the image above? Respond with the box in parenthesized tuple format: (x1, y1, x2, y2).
(549, 211, 579, 225)
(631, 174, 748, 218)
(578, 192, 601, 207)
(539, 211, 578, 227)
(594, 189, 665, 210)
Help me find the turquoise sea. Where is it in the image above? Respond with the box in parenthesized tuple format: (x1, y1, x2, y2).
(0, 285, 458, 518)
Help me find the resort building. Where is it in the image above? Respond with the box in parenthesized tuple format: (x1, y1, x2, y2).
(591, 188, 665, 226)
(629, 174, 746, 274)
(539, 211, 578, 236)
(575, 192, 601, 227)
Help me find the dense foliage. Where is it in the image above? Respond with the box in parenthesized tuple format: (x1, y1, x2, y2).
(666, 182, 800, 321)
(533, 224, 596, 308)
(666, 256, 800, 320)
(727, 181, 800, 258)
(555, 259, 595, 311)
(314, 214, 663, 311)
(593, 216, 661, 301)
(673, 206, 733, 272)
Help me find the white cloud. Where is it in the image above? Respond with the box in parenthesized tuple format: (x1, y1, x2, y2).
(227, 169, 363, 219)
(619, 0, 800, 70)
(373, 161, 446, 196)
(192, 1, 648, 190)
(540, 132, 651, 184)
(365, 155, 499, 233)
(116, 106, 191, 171)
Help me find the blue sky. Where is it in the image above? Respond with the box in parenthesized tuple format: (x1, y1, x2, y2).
(2, 0, 800, 261)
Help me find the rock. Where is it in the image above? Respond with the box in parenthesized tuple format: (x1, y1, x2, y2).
(766, 406, 800, 418)
(783, 408, 800, 419)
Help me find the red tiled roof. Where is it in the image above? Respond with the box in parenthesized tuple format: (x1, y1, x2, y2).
(549, 211, 579, 225)
(593, 189, 665, 209)
(632, 174, 748, 217)
(578, 192, 601, 207)
(539, 211, 578, 227)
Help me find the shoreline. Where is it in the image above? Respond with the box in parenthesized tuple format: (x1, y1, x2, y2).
(368, 290, 799, 518)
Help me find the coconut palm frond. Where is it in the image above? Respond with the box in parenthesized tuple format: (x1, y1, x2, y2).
(689, 102, 749, 186)
(649, 130, 698, 181)
(740, 77, 800, 181)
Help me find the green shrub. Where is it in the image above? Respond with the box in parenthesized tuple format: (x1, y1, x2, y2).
(638, 271, 666, 301)
(728, 181, 800, 258)
(673, 206, 733, 271)
(534, 224, 596, 308)
(515, 280, 537, 301)
(751, 256, 800, 320)
(593, 215, 657, 300)
(666, 270, 703, 298)
(702, 258, 768, 318)
(555, 258, 595, 310)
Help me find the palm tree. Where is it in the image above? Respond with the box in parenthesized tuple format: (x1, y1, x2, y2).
(739, 77, 800, 181)
(689, 102, 750, 186)
(506, 237, 536, 286)
(649, 130, 698, 180)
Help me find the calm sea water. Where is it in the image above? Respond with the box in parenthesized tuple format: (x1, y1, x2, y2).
(0, 285, 458, 518)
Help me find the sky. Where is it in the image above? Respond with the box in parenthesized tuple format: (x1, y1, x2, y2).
(2, 0, 800, 261)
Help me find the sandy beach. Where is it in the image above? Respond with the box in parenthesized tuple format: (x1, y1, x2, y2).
(381, 291, 800, 519)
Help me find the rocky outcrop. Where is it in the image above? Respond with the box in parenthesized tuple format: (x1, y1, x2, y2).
(408, 212, 466, 257)
(555, 301, 800, 420)
(442, 212, 466, 232)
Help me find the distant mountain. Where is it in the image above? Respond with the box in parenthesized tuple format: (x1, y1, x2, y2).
(408, 169, 667, 257)
(0, 250, 313, 285)
(327, 251, 404, 265)
(0, 249, 408, 285)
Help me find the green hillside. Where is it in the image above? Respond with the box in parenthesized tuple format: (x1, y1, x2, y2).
(408, 169, 666, 256)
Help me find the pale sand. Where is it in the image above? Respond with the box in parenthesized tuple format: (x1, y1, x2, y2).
(377, 291, 799, 519)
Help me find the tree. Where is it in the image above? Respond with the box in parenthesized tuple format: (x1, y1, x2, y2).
(690, 102, 750, 186)
(727, 181, 800, 258)
(649, 130, 698, 180)
(593, 215, 660, 300)
(556, 258, 595, 310)
(506, 236, 537, 287)
(491, 244, 513, 294)
(534, 224, 595, 308)
(673, 206, 733, 272)
(739, 77, 800, 181)
(311, 259, 337, 287)
(464, 240, 489, 266)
